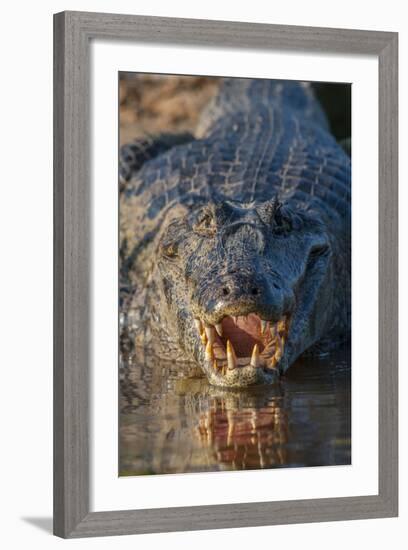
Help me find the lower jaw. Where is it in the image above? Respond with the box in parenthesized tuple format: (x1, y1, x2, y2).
(203, 360, 282, 388)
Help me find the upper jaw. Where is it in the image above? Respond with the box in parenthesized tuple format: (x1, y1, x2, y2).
(192, 313, 291, 387)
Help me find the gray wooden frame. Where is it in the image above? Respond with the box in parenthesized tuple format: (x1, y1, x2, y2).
(53, 10, 398, 538)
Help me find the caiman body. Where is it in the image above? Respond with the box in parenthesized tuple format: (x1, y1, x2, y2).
(120, 79, 351, 387)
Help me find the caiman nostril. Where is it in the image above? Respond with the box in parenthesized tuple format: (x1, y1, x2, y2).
(251, 287, 260, 296)
(222, 287, 230, 296)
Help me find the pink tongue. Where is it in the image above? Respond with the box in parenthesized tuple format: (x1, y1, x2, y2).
(221, 314, 263, 358)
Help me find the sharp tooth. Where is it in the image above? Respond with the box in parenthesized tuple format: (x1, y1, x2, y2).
(250, 343, 260, 368)
(205, 325, 215, 344)
(205, 340, 214, 362)
(275, 335, 283, 361)
(270, 356, 278, 369)
(200, 331, 207, 345)
(233, 316, 239, 324)
(261, 320, 267, 334)
(194, 319, 203, 334)
(277, 318, 286, 336)
(213, 360, 218, 371)
(226, 340, 237, 370)
(215, 323, 223, 337)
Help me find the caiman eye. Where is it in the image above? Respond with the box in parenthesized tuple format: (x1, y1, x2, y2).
(193, 211, 217, 236)
(273, 207, 293, 234)
(309, 243, 330, 259)
(161, 241, 178, 259)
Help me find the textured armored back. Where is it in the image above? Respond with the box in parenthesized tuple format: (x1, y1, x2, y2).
(196, 78, 329, 137)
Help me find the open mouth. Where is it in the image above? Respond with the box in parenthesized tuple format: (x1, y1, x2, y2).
(194, 314, 290, 377)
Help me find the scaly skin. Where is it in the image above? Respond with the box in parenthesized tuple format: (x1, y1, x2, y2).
(120, 78, 351, 387)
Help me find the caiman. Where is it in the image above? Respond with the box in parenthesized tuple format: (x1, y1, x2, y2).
(119, 78, 351, 388)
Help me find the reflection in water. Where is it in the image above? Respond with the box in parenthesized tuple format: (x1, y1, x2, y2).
(119, 347, 351, 475)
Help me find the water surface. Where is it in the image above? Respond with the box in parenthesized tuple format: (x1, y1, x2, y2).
(119, 346, 351, 476)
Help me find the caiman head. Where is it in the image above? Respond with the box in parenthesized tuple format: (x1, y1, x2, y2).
(152, 197, 333, 387)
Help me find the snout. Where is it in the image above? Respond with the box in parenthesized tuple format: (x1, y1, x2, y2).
(192, 270, 294, 323)
(188, 270, 294, 386)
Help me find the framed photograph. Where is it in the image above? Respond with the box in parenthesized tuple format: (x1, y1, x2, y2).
(53, 11, 398, 538)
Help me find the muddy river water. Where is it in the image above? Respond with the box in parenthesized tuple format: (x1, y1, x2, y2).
(119, 346, 351, 476)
